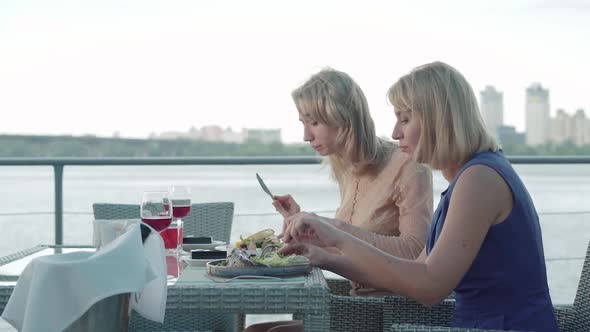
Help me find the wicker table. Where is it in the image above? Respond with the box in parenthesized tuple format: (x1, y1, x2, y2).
(0, 245, 331, 332)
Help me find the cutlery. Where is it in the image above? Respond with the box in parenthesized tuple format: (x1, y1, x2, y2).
(207, 275, 282, 283)
(256, 173, 274, 199)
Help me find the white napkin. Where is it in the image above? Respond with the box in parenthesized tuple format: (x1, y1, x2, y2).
(92, 218, 140, 248)
(1, 223, 167, 332)
(130, 224, 167, 323)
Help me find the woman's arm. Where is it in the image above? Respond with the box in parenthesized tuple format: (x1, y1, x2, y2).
(291, 165, 512, 306)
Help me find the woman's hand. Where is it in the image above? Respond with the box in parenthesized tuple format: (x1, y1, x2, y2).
(282, 212, 345, 248)
(278, 242, 331, 267)
(273, 194, 301, 239)
(272, 194, 301, 218)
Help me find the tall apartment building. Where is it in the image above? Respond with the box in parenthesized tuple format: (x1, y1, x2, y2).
(200, 125, 224, 142)
(572, 109, 589, 145)
(549, 109, 589, 146)
(480, 86, 504, 136)
(525, 83, 550, 146)
(550, 109, 570, 144)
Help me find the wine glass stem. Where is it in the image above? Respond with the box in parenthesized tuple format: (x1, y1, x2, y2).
(177, 218, 183, 256)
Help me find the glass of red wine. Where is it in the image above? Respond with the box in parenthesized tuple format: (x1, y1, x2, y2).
(140, 191, 173, 234)
(169, 185, 192, 254)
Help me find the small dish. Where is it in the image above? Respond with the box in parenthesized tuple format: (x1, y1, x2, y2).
(182, 240, 226, 251)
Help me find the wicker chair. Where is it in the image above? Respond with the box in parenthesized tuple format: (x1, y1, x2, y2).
(93, 202, 237, 332)
(389, 324, 515, 332)
(385, 296, 575, 332)
(314, 278, 385, 332)
(385, 239, 590, 332)
(332, 287, 573, 332)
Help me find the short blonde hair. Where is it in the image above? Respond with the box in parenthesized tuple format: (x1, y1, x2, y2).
(387, 62, 497, 169)
(292, 68, 392, 182)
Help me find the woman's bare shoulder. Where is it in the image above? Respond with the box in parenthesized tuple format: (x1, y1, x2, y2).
(453, 164, 512, 224)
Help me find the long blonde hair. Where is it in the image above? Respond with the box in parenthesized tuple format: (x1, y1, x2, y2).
(292, 68, 392, 183)
(388, 62, 497, 169)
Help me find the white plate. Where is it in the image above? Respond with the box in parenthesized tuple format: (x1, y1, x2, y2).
(182, 240, 226, 251)
(181, 257, 216, 267)
(206, 259, 312, 277)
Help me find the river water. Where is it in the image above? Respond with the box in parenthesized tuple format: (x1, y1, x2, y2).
(1, 163, 589, 307)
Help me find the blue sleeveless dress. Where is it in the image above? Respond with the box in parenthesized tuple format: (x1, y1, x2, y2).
(426, 150, 558, 331)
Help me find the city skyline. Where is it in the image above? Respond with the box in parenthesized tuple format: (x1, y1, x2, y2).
(0, 0, 589, 143)
(152, 126, 282, 144)
(1, 79, 586, 145)
(480, 82, 590, 147)
(153, 81, 589, 146)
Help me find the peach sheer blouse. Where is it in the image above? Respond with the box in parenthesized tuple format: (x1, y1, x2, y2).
(334, 146, 433, 295)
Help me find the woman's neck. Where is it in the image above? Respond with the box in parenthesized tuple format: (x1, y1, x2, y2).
(441, 165, 461, 183)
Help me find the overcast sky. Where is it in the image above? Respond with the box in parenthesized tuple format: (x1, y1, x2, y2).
(0, 0, 588, 143)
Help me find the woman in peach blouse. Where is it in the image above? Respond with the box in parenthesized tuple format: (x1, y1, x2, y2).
(245, 68, 433, 332)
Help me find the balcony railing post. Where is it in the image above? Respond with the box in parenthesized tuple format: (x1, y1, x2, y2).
(53, 164, 63, 245)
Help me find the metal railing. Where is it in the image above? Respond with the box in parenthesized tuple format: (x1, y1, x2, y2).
(1, 155, 590, 245)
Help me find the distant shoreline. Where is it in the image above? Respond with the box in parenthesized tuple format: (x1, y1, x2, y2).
(0, 134, 315, 157)
(0, 134, 588, 157)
